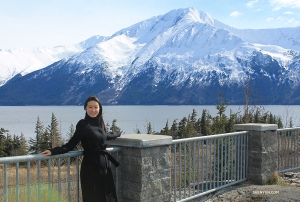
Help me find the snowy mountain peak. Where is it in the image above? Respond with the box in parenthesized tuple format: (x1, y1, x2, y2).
(164, 7, 215, 25)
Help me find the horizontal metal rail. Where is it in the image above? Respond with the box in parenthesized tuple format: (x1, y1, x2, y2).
(0, 147, 122, 202)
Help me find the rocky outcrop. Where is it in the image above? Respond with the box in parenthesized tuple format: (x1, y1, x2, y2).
(280, 171, 300, 187)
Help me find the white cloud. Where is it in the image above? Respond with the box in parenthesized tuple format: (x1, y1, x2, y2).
(287, 18, 300, 26)
(254, 8, 263, 12)
(229, 11, 242, 17)
(272, 7, 281, 11)
(266, 17, 274, 21)
(273, 16, 300, 26)
(284, 11, 293, 15)
(269, 0, 300, 8)
(246, 0, 259, 8)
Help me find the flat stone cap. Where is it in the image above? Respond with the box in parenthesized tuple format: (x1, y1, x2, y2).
(107, 134, 172, 148)
(233, 123, 278, 131)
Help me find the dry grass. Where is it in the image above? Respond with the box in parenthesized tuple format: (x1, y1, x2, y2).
(0, 163, 82, 202)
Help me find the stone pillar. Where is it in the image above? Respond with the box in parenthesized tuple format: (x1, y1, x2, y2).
(233, 123, 278, 185)
(107, 134, 172, 202)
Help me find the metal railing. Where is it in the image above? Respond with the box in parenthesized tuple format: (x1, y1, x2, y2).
(277, 128, 300, 173)
(171, 131, 249, 202)
(0, 147, 121, 202)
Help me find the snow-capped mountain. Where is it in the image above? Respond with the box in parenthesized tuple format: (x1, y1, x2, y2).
(0, 7, 300, 105)
(0, 35, 108, 86)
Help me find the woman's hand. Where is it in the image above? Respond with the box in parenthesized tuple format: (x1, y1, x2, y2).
(40, 150, 52, 156)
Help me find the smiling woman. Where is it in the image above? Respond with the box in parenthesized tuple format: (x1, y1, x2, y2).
(85, 99, 101, 118)
(40, 95, 121, 202)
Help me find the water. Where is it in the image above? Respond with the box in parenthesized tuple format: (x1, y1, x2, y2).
(0, 105, 299, 140)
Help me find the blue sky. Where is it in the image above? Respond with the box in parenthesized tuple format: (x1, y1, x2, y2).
(1, 0, 300, 49)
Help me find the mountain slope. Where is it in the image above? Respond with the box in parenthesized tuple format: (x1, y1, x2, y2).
(0, 7, 300, 105)
(0, 35, 108, 86)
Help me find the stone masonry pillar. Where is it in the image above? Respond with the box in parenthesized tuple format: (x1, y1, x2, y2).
(107, 134, 172, 202)
(233, 123, 278, 185)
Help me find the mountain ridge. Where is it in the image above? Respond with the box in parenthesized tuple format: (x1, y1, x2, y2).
(1, 7, 300, 105)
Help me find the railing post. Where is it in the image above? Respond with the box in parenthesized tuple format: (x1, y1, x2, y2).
(233, 123, 278, 185)
(107, 134, 172, 202)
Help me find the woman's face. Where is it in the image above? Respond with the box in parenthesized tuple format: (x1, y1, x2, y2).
(86, 100, 100, 118)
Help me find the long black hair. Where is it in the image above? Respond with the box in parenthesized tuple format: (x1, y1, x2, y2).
(84, 95, 107, 132)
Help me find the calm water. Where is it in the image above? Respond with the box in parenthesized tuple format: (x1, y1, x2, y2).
(0, 105, 299, 140)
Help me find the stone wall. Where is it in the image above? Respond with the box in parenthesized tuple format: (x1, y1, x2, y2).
(107, 134, 172, 202)
(234, 123, 278, 185)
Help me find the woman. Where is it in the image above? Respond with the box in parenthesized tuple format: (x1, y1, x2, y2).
(41, 95, 121, 202)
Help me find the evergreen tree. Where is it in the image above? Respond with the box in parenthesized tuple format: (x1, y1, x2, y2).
(48, 113, 63, 148)
(269, 113, 275, 124)
(0, 136, 5, 157)
(40, 128, 51, 151)
(19, 133, 29, 155)
(170, 119, 178, 139)
(4, 134, 14, 156)
(216, 91, 228, 117)
(200, 109, 211, 136)
(191, 109, 197, 127)
(194, 117, 202, 134)
(10, 134, 21, 156)
(178, 117, 187, 138)
(0, 128, 8, 156)
(110, 119, 121, 133)
(277, 117, 283, 129)
(29, 117, 44, 154)
(160, 120, 171, 135)
(289, 116, 293, 128)
(185, 118, 197, 138)
(146, 122, 153, 134)
(134, 127, 141, 134)
(106, 122, 110, 132)
(225, 114, 236, 133)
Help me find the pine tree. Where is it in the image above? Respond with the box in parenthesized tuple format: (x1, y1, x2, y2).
(10, 134, 21, 156)
(29, 117, 44, 154)
(48, 113, 63, 148)
(277, 117, 283, 129)
(178, 117, 187, 138)
(0, 128, 9, 157)
(195, 118, 201, 134)
(216, 91, 228, 117)
(110, 119, 121, 133)
(191, 109, 198, 127)
(170, 119, 178, 139)
(186, 119, 196, 138)
(134, 126, 141, 134)
(19, 133, 29, 155)
(147, 122, 153, 134)
(160, 120, 171, 135)
(40, 128, 51, 151)
(200, 109, 211, 136)
(5, 134, 14, 156)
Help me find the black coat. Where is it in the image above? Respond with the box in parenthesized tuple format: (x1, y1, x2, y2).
(50, 113, 121, 202)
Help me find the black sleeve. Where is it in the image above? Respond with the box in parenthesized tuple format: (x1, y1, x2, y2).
(50, 120, 86, 155)
(106, 131, 121, 140)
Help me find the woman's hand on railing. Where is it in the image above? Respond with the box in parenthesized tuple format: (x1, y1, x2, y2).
(40, 150, 52, 156)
